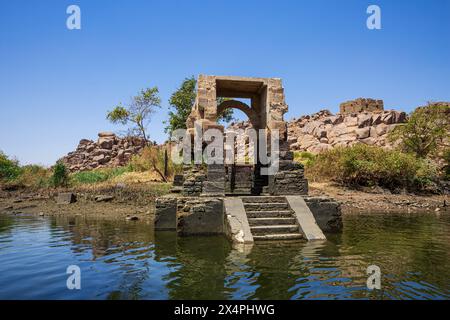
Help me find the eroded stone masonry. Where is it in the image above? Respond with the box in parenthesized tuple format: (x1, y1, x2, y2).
(155, 75, 342, 243)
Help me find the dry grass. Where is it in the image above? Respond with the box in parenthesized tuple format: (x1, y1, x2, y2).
(110, 171, 163, 183)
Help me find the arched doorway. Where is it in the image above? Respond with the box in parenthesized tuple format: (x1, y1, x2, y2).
(216, 99, 266, 195)
(185, 75, 301, 196)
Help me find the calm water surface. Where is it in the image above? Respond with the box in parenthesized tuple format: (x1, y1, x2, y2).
(0, 212, 449, 300)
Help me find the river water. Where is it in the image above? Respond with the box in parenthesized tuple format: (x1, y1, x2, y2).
(0, 212, 448, 300)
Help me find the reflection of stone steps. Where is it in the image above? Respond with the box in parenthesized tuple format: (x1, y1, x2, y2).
(241, 196, 303, 241)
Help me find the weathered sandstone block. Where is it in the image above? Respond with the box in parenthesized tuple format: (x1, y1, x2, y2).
(56, 192, 77, 204)
(178, 199, 224, 235)
(155, 198, 177, 230)
(304, 196, 342, 232)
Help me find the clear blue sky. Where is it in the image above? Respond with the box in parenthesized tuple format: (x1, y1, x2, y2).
(1, 0, 449, 165)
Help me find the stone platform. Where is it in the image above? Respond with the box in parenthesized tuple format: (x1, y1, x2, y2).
(155, 195, 342, 244)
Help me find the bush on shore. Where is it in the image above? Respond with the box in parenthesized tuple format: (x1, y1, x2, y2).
(16, 165, 51, 189)
(293, 151, 316, 166)
(50, 161, 69, 187)
(1, 152, 52, 190)
(0, 146, 177, 190)
(306, 144, 437, 191)
(0, 151, 22, 181)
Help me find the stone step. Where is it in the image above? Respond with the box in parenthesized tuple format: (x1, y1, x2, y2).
(244, 203, 290, 211)
(232, 188, 253, 193)
(235, 186, 253, 190)
(253, 233, 304, 241)
(169, 186, 182, 193)
(246, 210, 293, 218)
(241, 196, 287, 203)
(250, 224, 300, 235)
(248, 217, 297, 226)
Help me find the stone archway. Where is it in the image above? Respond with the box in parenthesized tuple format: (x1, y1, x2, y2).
(183, 75, 307, 196)
(217, 99, 261, 194)
(216, 99, 260, 129)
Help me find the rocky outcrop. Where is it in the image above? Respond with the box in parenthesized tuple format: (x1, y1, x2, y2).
(288, 108, 407, 153)
(227, 98, 408, 154)
(60, 132, 146, 172)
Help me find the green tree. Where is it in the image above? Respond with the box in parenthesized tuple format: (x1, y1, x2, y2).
(107, 87, 161, 143)
(165, 77, 234, 135)
(389, 102, 450, 158)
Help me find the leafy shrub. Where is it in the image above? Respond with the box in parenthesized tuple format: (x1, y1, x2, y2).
(71, 167, 130, 184)
(16, 165, 50, 189)
(307, 144, 437, 191)
(0, 151, 22, 181)
(50, 162, 69, 187)
(293, 151, 316, 166)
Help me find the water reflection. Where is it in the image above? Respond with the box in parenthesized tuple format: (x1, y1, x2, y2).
(0, 213, 449, 300)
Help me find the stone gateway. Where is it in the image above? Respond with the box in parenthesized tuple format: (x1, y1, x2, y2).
(155, 75, 342, 243)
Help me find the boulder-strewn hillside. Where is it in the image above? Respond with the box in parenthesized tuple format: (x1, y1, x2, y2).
(59, 132, 146, 172)
(287, 108, 407, 154)
(228, 98, 408, 154)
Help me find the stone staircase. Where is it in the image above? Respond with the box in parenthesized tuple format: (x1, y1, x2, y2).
(241, 196, 303, 241)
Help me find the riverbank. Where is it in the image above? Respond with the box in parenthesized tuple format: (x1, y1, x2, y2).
(308, 182, 448, 214)
(0, 181, 170, 221)
(0, 181, 448, 221)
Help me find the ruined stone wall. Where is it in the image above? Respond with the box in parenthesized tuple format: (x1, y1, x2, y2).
(267, 78, 289, 151)
(181, 166, 206, 196)
(60, 132, 146, 172)
(339, 98, 384, 114)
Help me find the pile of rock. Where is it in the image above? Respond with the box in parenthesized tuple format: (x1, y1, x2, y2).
(287, 107, 407, 153)
(227, 99, 408, 155)
(60, 132, 146, 172)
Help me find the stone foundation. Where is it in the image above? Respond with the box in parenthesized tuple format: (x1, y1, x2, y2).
(154, 198, 178, 230)
(154, 195, 342, 238)
(178, 198, 224, 235)
(268, 160, 308, 195)
(304, 196, 342, 232)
